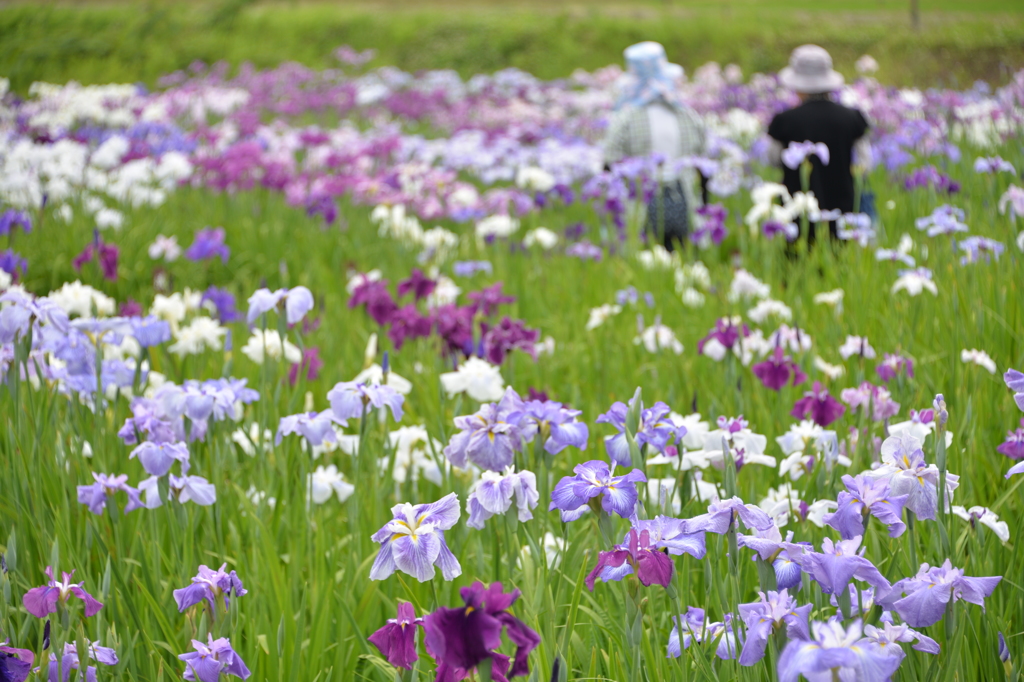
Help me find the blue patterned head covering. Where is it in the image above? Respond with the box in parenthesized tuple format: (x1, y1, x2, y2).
(615, 42, 684, 110)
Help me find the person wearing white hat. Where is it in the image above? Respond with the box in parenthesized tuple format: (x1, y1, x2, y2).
(603, 41, 706, 251)
(768, 45, 871, 247)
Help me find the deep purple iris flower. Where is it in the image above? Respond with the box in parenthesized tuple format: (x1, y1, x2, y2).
(549, 460, 646, 521)
(368, 602, 422, 670)
(185, 227, 230, 263)
(998, 418, 1024, 460)
(179, 635, 250, 682)
(370, 494, 462, 583)
(596, 396, 686, 467)
(467, 283, 516, 317)
(388, 304, 433, 349)
(698, 318, 749, 355)
(738, 590, 811, 666)
(0, 210, 32, 236)
(201, 287, 241, 324)
(397, 269, 437, 301)
(1005, 369, 1024, 411)
(684, 497, 774, 535)
(510, 400, 588, 455)
(444, 388, 533, 471)
(481, 317, 539, 365)
(0, 250, 27, 282)
(432, 304, 475, 355)
(778, 619, 900, 682)
(173, 564, 247, 613)
(824, 474, 908, 539)
(790, 381, 846, 427)
(349, 280, 398, 326)
(781, 536, 891, 599)
(327, 380, 404, 422)
(691, 203, 729, 245)
(423, 581, 540, 681)
(752, 347, 807, 391)
(72, 240, 119, 281)
(879, 560, 1001, 628)
(77, 472, 144, 515)
(586, 528, 675, 590)
(0, 640, 33, 682)
(23, 567, 103, 619)
(875, 353, 914, 383)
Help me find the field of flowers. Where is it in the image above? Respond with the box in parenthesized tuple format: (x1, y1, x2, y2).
(1, 49, 1024, 681)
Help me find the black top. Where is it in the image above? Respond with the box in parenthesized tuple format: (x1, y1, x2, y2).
(767, 99, 870, 213)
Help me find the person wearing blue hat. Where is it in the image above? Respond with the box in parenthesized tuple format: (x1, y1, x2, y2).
(603, 41, 706, 252)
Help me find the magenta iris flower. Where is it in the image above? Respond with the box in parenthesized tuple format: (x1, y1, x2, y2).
(444, 388, 533, 471)
(185, 227, 230, 263)
(881, 560, 1001, 628)
(778, 619, 900, 682)
(369, 493, 462, 583)
(823, 474, 908, 539)
(467, 282, 516, 317)
(23, 567, 103, 619)
(481, 317, 539, 365)
(586, 528, 674, 590)
(549, 460, 646, 521)
(752, 347, 807, 391)
(596, 395, 686, 467)
(737, 590, 811, 666)
(397, 269, 437, 301)
(173, 564, 247, 613)
(387, 305, 433, 349)
(179, 635, 250, 682)
(288, 347, 324, 385)
(997, 418, 1024, 460)
(368, 602, 423, 670)
(423, 581, 540, 680)
(72, 239, 119, 281)
(790, 381, 845, 427)
(77, 472, 144, 515)
(698, 318, 749, 355)
(348, 279, 398, 326)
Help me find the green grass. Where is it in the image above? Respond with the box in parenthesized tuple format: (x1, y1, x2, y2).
(1, 146, 1023, 680)
(2, 0, 1023, 92)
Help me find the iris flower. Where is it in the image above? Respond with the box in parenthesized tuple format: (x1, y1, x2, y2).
(881, 560, 1001, 628)
(596, 396, 686, 467)
(549, 460, 646, 521)
(23, 567, 103, 618)
(444, 388, 533, 471)
(585, 528, 676, 590)
(370, 493, 462, 582)
(737, 590, 811, 666)
(824, 474, 908, 539)
(173, 564, 247, 613)
(179, 635, 250, 682)
(778, 619, 900, 682)
(368, 602, 423, 670)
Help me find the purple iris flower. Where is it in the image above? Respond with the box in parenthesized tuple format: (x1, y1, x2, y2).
(974, 156, 1015, 174)
(246, 286, 314, 326)
(44, 642, 118, 682)
(781, 536, 891, 599)
(1005, 368, 1024, 411)
(185, 227, 230, 263)
(684, 497, 774, 535)
(596, 395, 686, 467)
(179, 635, 250, 682)
(998, 418, 1024, 460)
(511, 400, 588, 455)
(348, 280, 398, 326)
(549, 460, 646, 521)
(790, 381, 846, 427)
(0, 250, 28, 282)
(328, 380, 404, 422)
(958, 236, 1005, 265)
(752, 347, 807, 391)
(444, 388, 533, 472)
(397, 269, 437, 301)
(387, 304, 433, 349)
(23, 567, 103, 618)
(173, 564, 247, 613)
(370, 493, 462, 582)
(824, 474, 908, 539)
(130, 440, 190, 477)
(481, 317, 539, 365)
(77, 472, 144, 515)
(737, 590, 811, 666)
(423, 581, 540, 680)
(692, 204, 729, 245)
(698, 317, 749, 355)
(880, 560, 1001, 628)
(288, 346, 324, 385)
(667, 609, 737, 660)
(129, 315, 172, 347)
(876, 353, 914, 383)
(565, 240, 603, 261)
(763, 220, 799, 241)
(586, 528, 674, 590)
(878, 431, 959, 520)
(0, 640, 34, 682)
(467, 469, 538, 529)
(368, 602, 423, 671)
(467, 282, 516, 317)
(782, 140, 830, 169)
(275, 411, 345, 446)
(72, 240, 119, 281)
(778, 619, 900, 682)
(452, 260, 492, 277)
(863, 621, 940, 658)
(200, 287, 241, 324)
(0, 210, 31, 236)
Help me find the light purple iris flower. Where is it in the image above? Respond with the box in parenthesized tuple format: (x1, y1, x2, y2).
(368, 602, 422, 671)
(863, 621, 940, 659)
(275, 411, 345, 446)
(781, 536, 891, 599)
(841, 381, 901, 422)
(596, 396, 686, 467)
(998, 419, 1024, 460)
(328, 380, 404, 422)
(790, 382, 846, 427)
(824, 474, 908, 539)
(452, 260, 493, 277)
(168, 474, 217, 506)
(130, 441, 190, 477)
(466, 469, 538, 529)
(370, 493, 462, 583)
(548, 460, 646, 521)
(877, 431, 959, 520)
(511, 400, 589, 455)
(444, 388, 533, 471)
(876, 353, 914, 383)
(880, 560, 1001, 628)
(245, 286, 314, 326)
(130, 315, 172, 348)
(778, 619, 900, 682)
(179, 635, 250, 682)
(77, 472, 144, 515)
(684, 497, 774, 535)
(782, 140, 830, 169)
(738, 525, 797, 561)
(184, 228, 230, 264)
(667, 609, 737, 660)
(738, 590, 811, 666)
(587, 528, 674, 590)
(0, 289, 69, 343)
(173, 564, 247, 613)
(828, 584, 876, 616)
(1006, 369, 1024, 411)
(23, 567, 103, 618)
